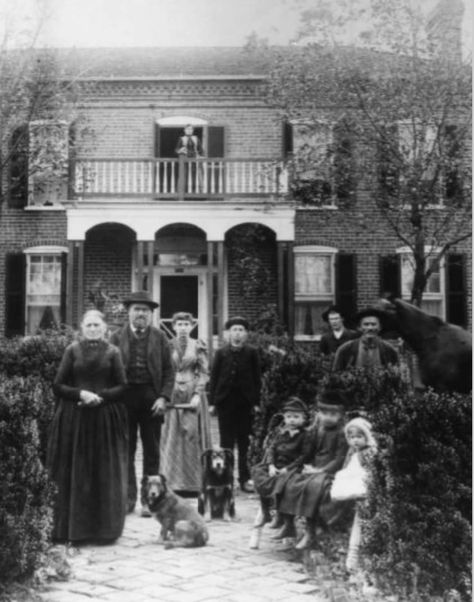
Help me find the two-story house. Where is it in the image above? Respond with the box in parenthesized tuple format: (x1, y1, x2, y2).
(1, 17, 470, 353)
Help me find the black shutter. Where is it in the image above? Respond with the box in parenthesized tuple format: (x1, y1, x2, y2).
(378, 124, 399, 199)
(207, 126, 225, 158)
(60, 252, 68, 325)
(8, 125, 29, 208)
(379, 255, 401, 298)
(336, 254, 357, 328)
(444, 125, 462, 200)
(154, 123, 161, 157)
(283, 120, 293, 156)
(5, 253, 26, 337)
(333, 122, 354, 204)
(446, 253, 467, 327)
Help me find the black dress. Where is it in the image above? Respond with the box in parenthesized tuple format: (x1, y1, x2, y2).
(47, 339, 128, 542)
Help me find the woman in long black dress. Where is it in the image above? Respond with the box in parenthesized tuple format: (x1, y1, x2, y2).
(47, 309, 128, 544)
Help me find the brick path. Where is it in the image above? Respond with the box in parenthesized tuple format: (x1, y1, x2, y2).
(39, 420, 328, 602)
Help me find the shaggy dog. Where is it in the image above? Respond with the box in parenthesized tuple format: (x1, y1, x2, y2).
(198, 447, 235, 520)
(146, 474, 209, 548)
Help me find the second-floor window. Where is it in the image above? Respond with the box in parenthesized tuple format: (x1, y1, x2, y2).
(290, 120, 354, 206)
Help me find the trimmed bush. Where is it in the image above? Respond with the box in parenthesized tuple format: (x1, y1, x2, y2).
(0, 375, 56, 583)
(361, 387, 472, 601)
(0, 331, 72, 584)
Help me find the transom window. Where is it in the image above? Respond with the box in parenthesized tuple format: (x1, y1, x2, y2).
(294, 246, 337, 338)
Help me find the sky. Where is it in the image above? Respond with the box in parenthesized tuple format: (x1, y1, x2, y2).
(1, 0, 472, 55)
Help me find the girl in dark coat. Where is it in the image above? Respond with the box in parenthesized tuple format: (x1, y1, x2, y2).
(47, 310, 128, 544)
(274, 388, 348, 549)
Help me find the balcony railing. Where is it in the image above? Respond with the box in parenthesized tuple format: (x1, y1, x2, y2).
(72, 157, 288, 200)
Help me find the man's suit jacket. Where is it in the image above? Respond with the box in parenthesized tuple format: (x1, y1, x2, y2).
(319, 328, 359, 355)
(333, 337, 398, 371)
(209, 344, 261, 409)
(110, 325, 175, 400)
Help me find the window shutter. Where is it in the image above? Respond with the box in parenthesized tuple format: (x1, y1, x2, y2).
(283, 120, 293, 156)
(5, 253, 26, 337)
(379, 255, 401, 298)
(60, 252, 68, 325)
(154, 123, 161, 157)
(333, 122, 354, 204)
(446, 253, 467, 327)
(336, 254, 357, 328)
(207, 126, 225, 158)
(8, 125, 29, 208)
(378, 124, 399, 198)
(444, 125, 462, 200)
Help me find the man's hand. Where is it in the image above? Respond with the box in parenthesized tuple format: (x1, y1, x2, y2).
(209, 405, 216, 417)
(151, 397, 167, 417)
(189, 394, 200, 410)
(302, 464, 322, 475)
(268, 464, 277, 477)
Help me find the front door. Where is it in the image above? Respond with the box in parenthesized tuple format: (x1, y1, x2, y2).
(155, 270, 207, 339)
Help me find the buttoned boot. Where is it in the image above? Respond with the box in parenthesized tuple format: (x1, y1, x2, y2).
(270, 514, 296, 540)
(295, 518, 316, 550)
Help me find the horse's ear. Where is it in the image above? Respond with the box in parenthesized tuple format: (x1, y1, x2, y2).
(381, 291, 396, 302)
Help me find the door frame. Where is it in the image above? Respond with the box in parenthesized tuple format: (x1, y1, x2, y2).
(153, 266, 208, 338)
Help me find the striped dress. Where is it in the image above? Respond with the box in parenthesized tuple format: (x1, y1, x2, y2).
(160, 337, 211, 493)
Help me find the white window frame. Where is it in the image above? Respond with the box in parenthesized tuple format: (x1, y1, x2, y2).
(23, 245, 68, 334)
(294, 245, 338, 341)
(397, 246, 446, 319)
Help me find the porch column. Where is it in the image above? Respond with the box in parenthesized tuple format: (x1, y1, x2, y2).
(66, 241, 75, 326)
(76, 241, 85, 321)
(217, 241, 225, 343)
(207, 241, 215, 360)
(136, 241, 144, 290)
(146, 241, 155, 298)
(286, 242, 295, 338)
(277, 241, 285, 323)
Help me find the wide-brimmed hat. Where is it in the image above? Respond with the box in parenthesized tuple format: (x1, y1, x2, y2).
(317, 387, 347, 411)
(282, 396, 308, 416)
(354, 307, 386, 324)
(322, 304, 345, 323)
(345, 417, 377, 449)
(122, 291, 159, 310)
(225, 316, 250, 330)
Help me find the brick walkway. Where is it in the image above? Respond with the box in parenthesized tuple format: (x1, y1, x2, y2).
(39, 420, 328, 602)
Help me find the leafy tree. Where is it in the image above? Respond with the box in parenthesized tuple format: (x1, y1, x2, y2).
(264, 0, 471, 306)
(0, 3, 81, 209)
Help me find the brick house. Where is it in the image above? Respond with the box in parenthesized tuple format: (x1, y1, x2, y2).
(1, 29, 471, 351)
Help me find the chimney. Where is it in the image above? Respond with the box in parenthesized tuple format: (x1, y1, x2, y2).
(426, 0, 464, 63)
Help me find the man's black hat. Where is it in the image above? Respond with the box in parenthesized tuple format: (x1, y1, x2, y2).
(225, 316, 250, 330)
(122, 291, 159, 310)
(317, 387, 347, 411)
(322, 304, 345, 323)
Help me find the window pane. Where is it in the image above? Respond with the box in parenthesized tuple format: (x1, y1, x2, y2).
(295, 300, 329, 335)
(295, 255, 332, 295)
(26, 253, 62, 334)
(421, 299, 442, 318)
(402, 254, 441, 296)
(27, 305, 60, 333)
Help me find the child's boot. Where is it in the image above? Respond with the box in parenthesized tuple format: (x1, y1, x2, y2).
(295, 518, 316, 550)
(269, 511, 284, 529)
(270, 514, 296, 540)
(254, 497, 272, 528)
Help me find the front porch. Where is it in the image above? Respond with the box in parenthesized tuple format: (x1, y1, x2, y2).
(64, 205, 296, 354)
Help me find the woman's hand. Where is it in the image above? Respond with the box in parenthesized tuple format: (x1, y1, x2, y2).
(268, 464, 277, 477)
(79, 390, 103, 407)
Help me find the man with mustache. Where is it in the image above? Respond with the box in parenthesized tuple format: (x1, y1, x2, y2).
(110, 291, 174, 516)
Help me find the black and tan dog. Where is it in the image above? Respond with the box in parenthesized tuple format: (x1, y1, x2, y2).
(198, 447, 235, 520)
(146, 474, 209, 548)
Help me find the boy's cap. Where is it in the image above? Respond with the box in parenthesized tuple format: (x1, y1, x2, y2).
(317, 387, 347, 411)
(282, 396, 308, 415)
(225, 316, 249, 330)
